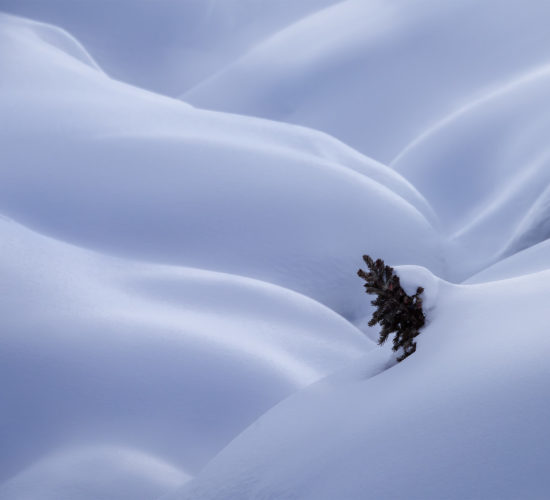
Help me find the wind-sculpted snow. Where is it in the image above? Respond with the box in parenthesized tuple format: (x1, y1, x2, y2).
(0, 446, 189, 500)
(393, 66, 550, 280)
(0, 13, 442, 317)
(0, 12, 407, 493)
(0, 0, 339, 95)
(1, 14, 102, 72)
(465, 239, 550, 284)
(3, 4, 550, 500)
(173, 267, 550, 500)
(182, 0, 550, 162)
(0, 215, 370, 483)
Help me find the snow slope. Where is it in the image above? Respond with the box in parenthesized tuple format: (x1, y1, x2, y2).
(172, 266, 550, 500)
(0, 213, 372, 483)
(0, 0, 340, 95)
(0, 12, 442, 318)
(465, 238, 550, 284)
(182, 0, 550, 162)
(0, 11, 441, 494)
(3, 4, 550, 500)
(0, 446, 189, 500)
(393, 66, 550, 280)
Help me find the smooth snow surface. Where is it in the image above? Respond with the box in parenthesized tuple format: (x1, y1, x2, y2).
(0, 446, 189, 500)
(172, 268, 550, 500)
(0, 12, 442, 318)
(0, 215, 370, 481)
(0, 0, 340, 95)
(182, 0, 550, 162)
(393, 66, 550, 279)
(465, 238, 550, 284)
(2, 2, 550, 499)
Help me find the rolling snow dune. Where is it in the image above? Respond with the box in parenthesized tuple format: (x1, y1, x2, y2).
(0, 0, 340, 95)
(465, 238, 550, 284)
(2, 13, 103, 72)
(0, 446, 189, 500)
(0, 214, 370, 482)
(0, 15, 398, 488)
(0, 13, 443, 317)
(3, 4, 550, 500)
(172, 266, 550, 500)
(182, 0, 550, 162)
(392, 66, 550, 280)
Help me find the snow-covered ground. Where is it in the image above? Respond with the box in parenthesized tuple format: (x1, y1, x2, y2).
(1, 2, 550, 499)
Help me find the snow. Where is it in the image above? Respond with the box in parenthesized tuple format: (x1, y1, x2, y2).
(393, 65, 550, 279)
(0, 214, 371, 482)
(465, 238, 550, 284)
(181, 0, 550, 162)
(0, 446, 189, 500)
(0, 12, 442, 318)
(0, 0, 340, 95)
(171, 268, 550, 500)
(2, 2, 550, 499)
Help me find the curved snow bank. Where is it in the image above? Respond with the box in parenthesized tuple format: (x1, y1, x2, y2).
(0, 13, 442, 317)
(183, 0, 550, 161)
(392, 66, 550, 280)
(465, 238, 550, 284)
(500, 184, 550, 258)
(0, 13, 101, 71)
(0, 0, 340, 95)
(0, 446, 189, 500)
(0, 217, 370, 480)
(173, 269, 550, 500)
(394, 264, 440, 312)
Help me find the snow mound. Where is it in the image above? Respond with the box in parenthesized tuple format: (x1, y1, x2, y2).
(0, 446, 189, 500)
(0, 13, 101, 72)
(172, 269, 550, 500)
(501, 183, 550, 258)
(394, 264, 440, 312)
(0, 216, 370, 480)
(0, 0, 340, 95)
(182, 0, 550, 161)
(6, 6, 550, 500)
(393, 66, 550, 280)
(0, 13, 442, 317)
(466, 238, 550, 284)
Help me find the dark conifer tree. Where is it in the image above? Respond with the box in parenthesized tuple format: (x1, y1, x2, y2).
(357, 255, 425, 362)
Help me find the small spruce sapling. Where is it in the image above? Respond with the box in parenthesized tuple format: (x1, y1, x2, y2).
(357, 255, 425, 362)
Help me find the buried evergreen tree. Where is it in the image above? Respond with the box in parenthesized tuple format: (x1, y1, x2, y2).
(358, 255, 425, 362)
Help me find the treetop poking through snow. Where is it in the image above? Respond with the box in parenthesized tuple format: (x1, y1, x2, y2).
(358, 255, 425, 362)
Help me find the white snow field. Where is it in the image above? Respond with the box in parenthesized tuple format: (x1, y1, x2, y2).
(2, 1, 550, 499)
(0, 12, 442, 319)
(182, 0, 550, 162)
(0, 446, 190, 500)
(171, 266, 550, 500)
(0, 0, 340, 96)
(0, 214, 371, 482)
(392, 65, 550, 280)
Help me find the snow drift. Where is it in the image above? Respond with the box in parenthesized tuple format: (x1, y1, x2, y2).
(0, 213, 371, 482)
(0, 12, 442, 318)
(0, 0, 340, 95)
(0, 446, 189, 500)
(0, 11, 438, 492)
(393, 66, 550, 280)
(3, 3, 550, 500)
(172, 266, 550, 500)
(182, 0, 550, 162)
